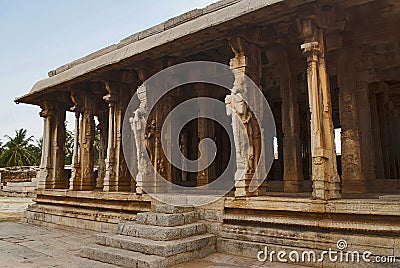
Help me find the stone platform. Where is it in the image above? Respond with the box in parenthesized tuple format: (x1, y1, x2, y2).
(21, 191, 400, 267)
(219, 196, 400, 268)
(25, 190, 151, 232)
(81, 204, 216, 268)
(0, 221, 308, 268)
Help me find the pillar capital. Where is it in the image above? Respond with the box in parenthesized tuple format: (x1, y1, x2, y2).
(39, 108, 53, 118)
(103, 93, 117, 106)
(301, 41, 321, 60)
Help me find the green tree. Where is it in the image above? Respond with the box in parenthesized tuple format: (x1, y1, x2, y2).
(0, 129, 38, 167)
(31, 138, 43, 166)
(0, 140, 3, 155)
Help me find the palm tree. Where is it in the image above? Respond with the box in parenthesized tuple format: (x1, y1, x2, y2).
(31, 138, 43, 166)
(0, 129, 37, 167)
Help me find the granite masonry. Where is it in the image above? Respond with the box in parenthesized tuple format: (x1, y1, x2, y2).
(15, 0, 400, 267)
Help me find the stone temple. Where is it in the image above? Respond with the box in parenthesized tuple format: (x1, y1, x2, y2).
(16, 0, 400, 267)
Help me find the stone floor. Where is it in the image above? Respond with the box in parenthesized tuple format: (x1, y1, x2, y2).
(0, 197, 305, 267)
(0, 221, 307, 268)
(171, 253, 309, 268)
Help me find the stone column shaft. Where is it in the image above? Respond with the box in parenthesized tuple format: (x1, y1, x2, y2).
(37, 103, 67, 190)
(103, 82, 132, 192)
(37, 108, 53, 189)
(52, 109, 67, 189)
(197, 84, 216, 187)
(96, 112, 108, 189)
(338, 48, 366, 193)
(273, 49, 304, 193)
(69, 92, 95, 191)
(80, 106, 95, 190)
(301, 24, 340, 200)
(103, 93, 117, 191)
(70, 112, 81, 190)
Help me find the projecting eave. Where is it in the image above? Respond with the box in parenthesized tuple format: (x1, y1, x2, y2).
(15, 0, 315, 105)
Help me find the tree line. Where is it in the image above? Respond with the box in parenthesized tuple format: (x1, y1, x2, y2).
(0, 128, 101, 168)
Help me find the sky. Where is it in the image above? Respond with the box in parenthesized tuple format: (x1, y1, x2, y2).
(0, 0, 216, 143)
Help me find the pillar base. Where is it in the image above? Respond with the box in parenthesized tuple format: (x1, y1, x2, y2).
(197, 175, 209, 187)
(284, 179, 303, 193)
(312, 180, 341, 200)
(342, 179, 367, 194)
(234, 174, 267, 197)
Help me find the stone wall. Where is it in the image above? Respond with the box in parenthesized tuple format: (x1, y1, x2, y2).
(0, 167, 38, 196)
(0, 167, 38, 185)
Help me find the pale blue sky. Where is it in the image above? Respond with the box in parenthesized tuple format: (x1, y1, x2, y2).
(0, 0, 216, 142)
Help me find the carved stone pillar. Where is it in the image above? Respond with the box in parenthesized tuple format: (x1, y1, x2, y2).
(37, 103, 53, 190)
(96, 111, 108, 189)
(103, 81, 132, 192)
(79, 94, 96, 190)
(52, 107, 67, 189)
(337, 48, 366, 193)
(130, 83, 155, 194)
(37, 100, 67, 189)
(301, 20, 340, 200)
(271, 48, 304, 193)
(225, 36, 266, 197)
(69, 91, 95, 191)
(103, 88, 117, 191)
(70, 111, 81, 190)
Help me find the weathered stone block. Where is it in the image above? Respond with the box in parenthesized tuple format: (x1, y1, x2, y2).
(137, 211, 199, 227)
(153, 204, 194, 214)
(204, 210, 222, 222)
(118, 222, 206, 241)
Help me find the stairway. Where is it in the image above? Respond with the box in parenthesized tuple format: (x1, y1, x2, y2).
(81, 204, 216, 268)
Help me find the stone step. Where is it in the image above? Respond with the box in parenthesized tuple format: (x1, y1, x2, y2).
(153, 204, 194, 214)
(82, 240, 216, 268)
(117, 221, 206, 241)
(136, 211, 199, 227)
(96, 233, 216, 257)
(80, 244, 165, 268)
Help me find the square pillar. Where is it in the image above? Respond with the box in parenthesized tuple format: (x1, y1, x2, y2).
(196, 84, 216, 187)
(337, 48, 367, 193)
(37, 100, 67, 189)
(269, 47, 304, 193)
(37, 104, 53, 190)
